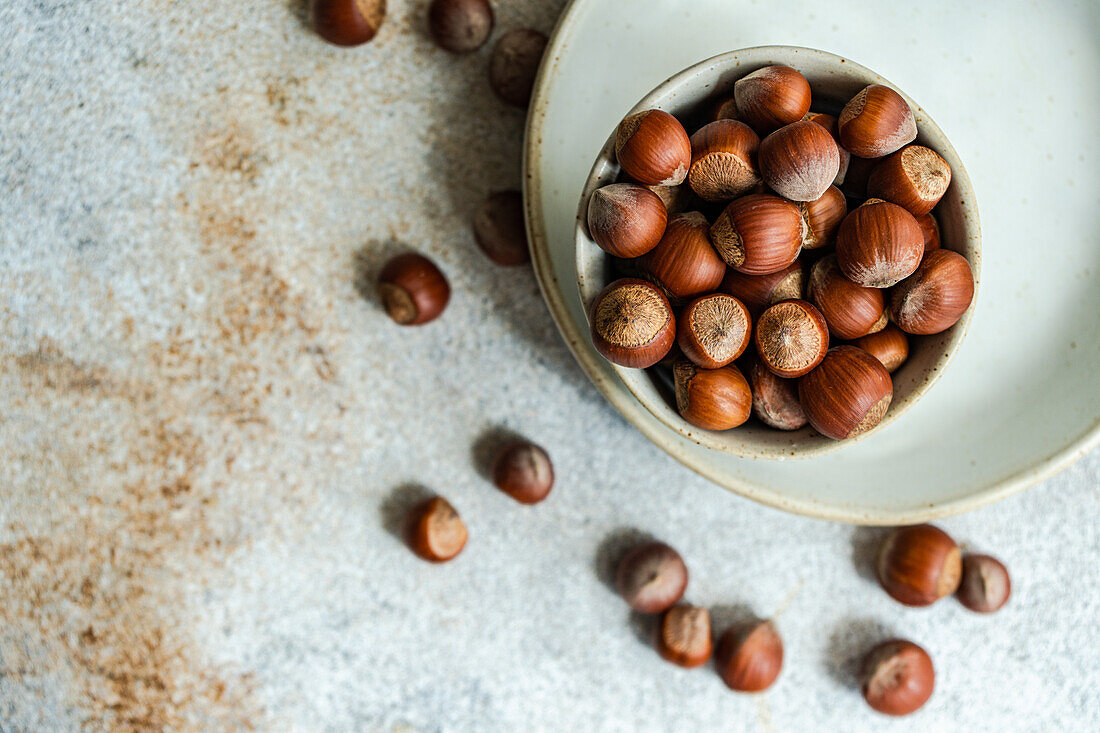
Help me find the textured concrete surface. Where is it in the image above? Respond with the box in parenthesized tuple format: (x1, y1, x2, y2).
(1, 1, 1098, 731)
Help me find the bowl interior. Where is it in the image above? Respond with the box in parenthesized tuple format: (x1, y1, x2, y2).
(575, 47, 981, 460)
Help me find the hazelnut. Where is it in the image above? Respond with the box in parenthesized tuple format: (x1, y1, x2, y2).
(840, 154, 876, 199)
(715, 619, 784, 693)
(473, 190, 529, 266)
(687, 119, 761, 201)
(861, 640, 935, 716)
(586, 183, 668, 258)
(733, 65, 812, 134)
(836, 199, 924, 288)
(854, 324, 909, 373)
(312, 0, 386, 46)
(427, 0, 493, 53)
(709, 194, 804, 275)
(804, 112, 850, 185)
(877, 524, 962, 606)
(645, 183, 694, 215)
(615, 110, 692, 186)
(915, 212, 941, 253)
(753, 300, 829, 378)
(867, 145, 952, 216)
(677, 294, 752, 369)
(616, 541, 689, 613)
(492, 440, 554, 505)
(658, 604, 713, 668)
(642, 212, 726, 301)
(378, 253, 451, 325)
(749, 359, 808, 431)
(759, 120, 840, 202)
(589, 278, 676, 368)
(956, 554, 1011, 613)
(890, 249, 975, 335)
(838, 84, 917, 158)
(709, 95, 740, 122)
(405, 496, 468, 562)
(673, 360, 752, 431)
(798, 185, 847, 250)
(719, 261, 803, 316)
(807, 254, 887, 340)
(489, 29, 547, 108)
(798, 345, 892, 440)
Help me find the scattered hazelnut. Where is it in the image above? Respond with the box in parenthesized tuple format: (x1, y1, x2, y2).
(312, 0, 386, 46)
(492, 440, 554, 505)
(804, 112, 850, 185)
(867, 145, 952, 216)
(473, 190, 529, 266)
(489, 29, 547, 108)
(709, 194, 804, 275)
(915, 212, 941, 253)
(956, 554, 1011, 613)
(427, 0, 493, 53)
(838, 84, 917, 158)
(798, 345, 892, 440)
(719, 261, 803, 316)
(405, 496, 468, 562)
(677, 294, 752, 369)
(861, 640, 935, 716)
(673, 360, 752, 431)
(616, 541, 689, 614)
(759, 119, 840, 202)
(749, 359, 808, 431)
(589, 278, 675, 368)
(798, 185, 847, 250)
(734, 65, 812, 134)
(709, 95, 740, 122)
(642, 212, 726, 301)
(715, 619, 784, 693)
(378, 253, 451, 325)
(658, 604, 713, 668)
(836, 199, 924, 288)
(615, 110, 692, 186)
(854, 324, 909, 373)
(807, 254, 887, 340)
(877, 524, 962, 606)
(753, 300, 829, 378)
(586, 183, 668, 258)
(687, 119, 761, 202)
(889, 249, 975, 335)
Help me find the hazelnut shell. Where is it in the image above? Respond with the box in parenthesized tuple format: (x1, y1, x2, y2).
(589, 278, 676, 368)
(889, 249, 975, 335)
(586, 183, 668, 258)
(798, 345, 893, 440)
(615, 110, 691, 186)
(838, 84, 917, 158)
(867, 145, 952, 216)
(673, 360, 752, 431)
(807, 254, 887, 340)
(709, 194, 804, 275)
(753, 299, 830, 378)
(734, 65, 812, 134)
(677, 294, 752, 369)
(877, 524, 962, 606)
(862, 640, 935, 716)
(759, 119, 841, 202)
(836, 199, 924, 288)
(643, 212, 726, 301)
(687, 119, 761, 202)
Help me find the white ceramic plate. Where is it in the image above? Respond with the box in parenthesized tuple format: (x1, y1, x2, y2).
(524, 0, 1100, 524)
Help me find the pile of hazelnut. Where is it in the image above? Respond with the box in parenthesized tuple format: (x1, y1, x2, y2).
(585, 65, 976, 440)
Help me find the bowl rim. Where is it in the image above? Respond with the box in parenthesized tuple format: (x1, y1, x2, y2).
(572, 45, 982, 460)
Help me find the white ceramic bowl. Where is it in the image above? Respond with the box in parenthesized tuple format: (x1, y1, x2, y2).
(575, 47, 981, 459)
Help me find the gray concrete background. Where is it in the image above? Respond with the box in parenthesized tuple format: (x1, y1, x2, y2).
(1, 1, 1097, 730)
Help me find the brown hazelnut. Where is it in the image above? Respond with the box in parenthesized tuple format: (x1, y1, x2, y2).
(473, 190, 529, 265)
(798, 345, 892, 440)
(427, 0, 493, 53)
(642, 212, 726, 301)
(687, 119, 761, 202)
(658, 604, 713, 668)
(798, 185, 847, 250)
(709, 194, 804, 275)
(673, 360, 752, 431)
(915, 212, 941, 253)
(733, 65, 812, 134)
(862, 640, 935, 716)
(589, 278, 676, 368)
(749, 359, 808, 431)
(838, 84, 917, 158)
(867, 145, 952, 216)
(312, 0, 386, 46)
(709, 95, 740, 122)
(753, 300, 829, 378)
(615, 110, 692, 186)
(877, 524, 962, 606)
(854, 324, 909, 373)
(807, 254, 887, 340)
(804, 112, 850, 185)
(677, 294, 752, 369)
(890, 249, 975, 335)
(586, 183, 668, 258)
(759, 119, 840, 202)
(836, 199, 924, 288)
(645, 183, 694, 215)
(489, 29, 547, 108)
(719, 261, 803, 316)
(378, 253, 451, 325)
(616, 541, 689, 614)
(715, 619, 784, 693)
(405, 496, 468, 562)
(492, 440, 554, 505)
(956, 554, 1011, 613)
